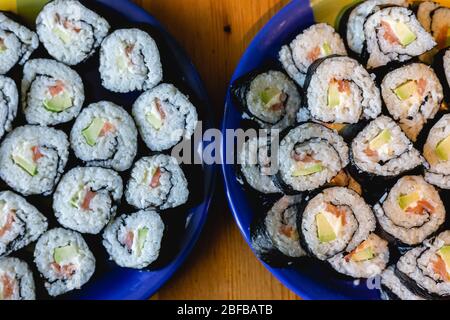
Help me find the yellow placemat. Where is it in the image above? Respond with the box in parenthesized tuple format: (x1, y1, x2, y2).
(0, 0, 50, 24)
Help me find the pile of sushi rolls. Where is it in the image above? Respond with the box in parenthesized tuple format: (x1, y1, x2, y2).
(231, 70, 301, 129)
(423, 114, 450, 189)
(239, 132, 281, 195)
(70, 101, 138, 172)
(276, 123, 349, 193)
(0, 191, 47, 257)
(34, 228, 95, 297)
(417, 2, 450, 50)
(132, 83, 198, 152)
(374, 176, 445, 246)
(0, 257, 35, 300)
(53, 167, 123, 235)
(0, 75, 18, 140)
(126, 155, 189, 210)
(102, 210, 164, 269)
(99, 28, 163, 93)
(279, 23, 347, 87)
(380, 266, 424, 300)
(380, 62, 444, 141)
(36, 0, 110, 66)
(22, 59, 85, 126)
(0, 12, 38, 75)
(351, 115, 423, 177)
(251, 195, 306, 266)
(396, 230, 450, 299)
(0, 125, 69, 196)
(363, 6, 436, 69)
(302, 55, 382, 124)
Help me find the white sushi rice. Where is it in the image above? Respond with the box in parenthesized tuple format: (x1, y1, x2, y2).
(36, 0, 110, 65)
(0, 76, 18, 140)
(70, 101, 138, 172)
(53, 167, 123, 235)
(380, 266, 424, 300)
(34, 228, 95, 297)
(100, 28, 163, 93)
(103, 210, 164, 269)
(0, 257, 35, 300)
(22, 59, 85, 126)
(444, 49, 450, 89)
(0, 125, 69, 196)
(133, 83, 198, 151)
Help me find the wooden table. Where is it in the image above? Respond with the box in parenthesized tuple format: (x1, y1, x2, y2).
(131, 0, 300, 300)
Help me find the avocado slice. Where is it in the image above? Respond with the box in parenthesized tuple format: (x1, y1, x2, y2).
(350, 246, 374, 262)
(53, 244, 78, 264)
(321, 42, 332, 56)
(446, 28, 450, 48)
(43, 91, 72, 113)
(394, 80, 417, 101)
(260, 87, 284, 109)
(369, 129, 392, 150)
(70, 186, 84, 208)
(146, 110, 163, 130)
(0, 40, 6, 53)
(398, 191, 420, 211)
(82, 118, 105, 147)
(52, 27, 71, 44)
(436, 135, 450, 161)
(316, 212, 337, 243)
(292, 163, 324, 177)
(438, 245, 450, 271)
(12, 155, 37, 176)
(327, 81, 340, 107)
(136, 227, 149, 256)
(392, 21, 416, 46)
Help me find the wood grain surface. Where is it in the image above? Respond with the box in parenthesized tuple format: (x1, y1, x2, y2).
(131, 0, 299, 300)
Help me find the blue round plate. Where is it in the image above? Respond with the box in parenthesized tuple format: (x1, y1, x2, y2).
(222, 0, 381, 300)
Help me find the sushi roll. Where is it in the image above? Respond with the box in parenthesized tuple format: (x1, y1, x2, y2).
(22, 59, 85, 126)
(328, 233, 389, 278)
(0, 125, 69, 196)
(231, 70, 301, 129)
(380, 266, 424, 300)
(0, 191, 47, 257)
(423, 114, 450, 189)
(299, 187, 376, 261)
(417, 2, 450, 50)
(396, 230, 450, 299)
(34, 228, 95, 297)
(276, 123, 349, 193)
(0, 12, 38, 74)
(374, 176, 445, 246)
(0, 257, 35, 300)
(351, 116, 423, 177)
(126, 155, 189, 210)
(36, 0, 110, 65)
(99, 28, 163, 93)
(53, 167, 123, 235)
(278, 23, 347, 87)
(132, 83, 198, 152)
(70, 101, 138, 172)
(363, 6, 436, 69)
(102, 210, 164, 269)
(0, 75, 18, 140)
(380, 63, 444, 141)
(302, 56, 382, 124)
(251, 195, 306, 266)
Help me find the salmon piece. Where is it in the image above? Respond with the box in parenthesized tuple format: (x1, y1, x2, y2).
(99, 122, 115, 137)
(344, 241, 368, 262)
(80, 190, 96, 211)
(326, 203, 347, 226)
(307, 46, 321, 62)
(381, 20, 400, 45)
(150, 167, 161, 188)
(280, 225, 294, 238)
(417, 78, 427, 96)
(433, 255, 450, 282)
(0, 211, 15, 238)
(63, 19, 81, 33)
(124, 231, 134, 251)
(48, 80, 65, 97)
(1, 274, 15, 299)
(406, 200, 435, 215)
(32, 146, 43, 162)
(51, 263, 76, 278)
(155, 98, 166, 120)
(337, 80, 351, 94)
(364, 146, 378, 158)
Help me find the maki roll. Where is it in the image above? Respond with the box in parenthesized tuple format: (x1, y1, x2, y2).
(0, 126, 69, 196)
(0, 12, 38, 74)
(126, 155, 189, 210)
(299, 187, 376, 261)
(276, 123, 349, 193)
(99, 28, 163, 93)
(0, 75, 18, 140)
(0, 191, 47, 257)
(34, 228, 95, 297)
(53, 167, 123, 235)
(396, 230, 450, 299)
(36, 0, 110, 65)
(102, 210, 164, 269)
(374, 175, 445, 245)
(351, 116, 423, 177)
(70, 101, 138, 172)
(231, 70, 301, 129)
(132, 83, 198, 152)
(423, 114, 450, 189)
(380, 63, 444, 141)
(0, 257, 35, 300)
(278, 23, 347, 87)
(302, 56, 382, 124)
(363, 6, 436, 69)
(251, 195, 306, 266)
(380, 266, 424, 300)
(417, 2, 450, 50)
(22, 59, 85, 126)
